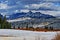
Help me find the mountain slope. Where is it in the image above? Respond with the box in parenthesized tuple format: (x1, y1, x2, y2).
(6, 11, 57, 28)
(7, 11, 55, 20)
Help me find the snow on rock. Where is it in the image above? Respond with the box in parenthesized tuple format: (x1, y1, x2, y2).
(7, 17, 31, 22)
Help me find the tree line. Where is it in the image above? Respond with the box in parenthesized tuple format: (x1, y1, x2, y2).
(0, 16, 11, 29)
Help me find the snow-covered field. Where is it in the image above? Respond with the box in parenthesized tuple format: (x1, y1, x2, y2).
(0, 29, 58, 40)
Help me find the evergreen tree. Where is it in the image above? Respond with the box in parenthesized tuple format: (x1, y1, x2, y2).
(45, 26, 48, 29)
(0, 15, 11, 29)
(26, 24, 28, 28)
(49, 27, 53, 30)
(0, 17, 2, 23)
(0, 17, 2, 28)
(2, 15, 6, 29)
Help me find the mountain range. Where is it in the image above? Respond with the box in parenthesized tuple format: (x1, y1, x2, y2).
(7, 11, 55, 20)
(1, 11, 60, 29)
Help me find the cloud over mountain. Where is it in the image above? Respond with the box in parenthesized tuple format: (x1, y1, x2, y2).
(0, 0, 60, 16)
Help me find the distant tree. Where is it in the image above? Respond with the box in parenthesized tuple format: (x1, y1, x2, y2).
(13, 26, 15, 29)
(26, 24, 28, 29)
(45, 26, 48, 29)
(35, 27, 40, 31)
(29, 27, 34, 31)
(0, 17, 2, 28)
(2, 16, 6, 29)
(0, 17, 2, 23)
(49, 27, 53, 30)
(6, 22, 11, 29)
(18, 26, 20, 29)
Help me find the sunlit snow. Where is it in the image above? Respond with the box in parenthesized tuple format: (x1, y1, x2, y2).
(0, 29, 58, 40)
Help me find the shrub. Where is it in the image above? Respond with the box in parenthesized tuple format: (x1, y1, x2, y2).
(53, 33, 60, 40)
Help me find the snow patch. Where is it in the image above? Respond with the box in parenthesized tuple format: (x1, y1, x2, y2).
(7, 17, 31, 22)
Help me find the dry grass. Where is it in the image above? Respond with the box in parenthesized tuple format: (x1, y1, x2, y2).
(15, 28, 60, 32)
(53, 33, 60, 40)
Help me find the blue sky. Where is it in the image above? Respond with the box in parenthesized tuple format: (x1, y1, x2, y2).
(0, 0, 60, 16)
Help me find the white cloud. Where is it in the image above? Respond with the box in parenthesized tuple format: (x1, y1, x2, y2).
(19, 9, 60, 16)
(32, 10, 60, 16)
(25, 4, 40, 9)
(30, 4, 40, 9)
(0, 3, 8, 9)
(43, 0, 60, 2)
(25, 2, 60, 11)
(20, 9, 30, 13)
(0, 1, 10, 9)
(5, 1, 8, 3)
(40, 11, 60, 16)
(0, 2, 13, 9)
(25, 5, 29, 8)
